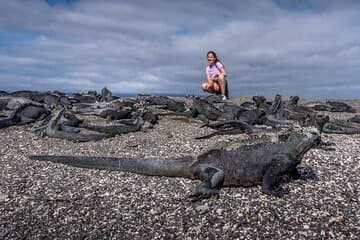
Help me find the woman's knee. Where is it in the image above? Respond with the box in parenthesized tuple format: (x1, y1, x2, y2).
(218, 74, 226, 82)
(213, 83, 220, 92)
(202, 83, 209, 91)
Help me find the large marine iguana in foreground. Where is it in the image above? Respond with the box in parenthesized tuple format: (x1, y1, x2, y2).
(29, 128, 320, 201)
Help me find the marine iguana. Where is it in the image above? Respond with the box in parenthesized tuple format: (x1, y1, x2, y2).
(35, 108, 107, 141)
(0, 98, 49, 128)
(322, 120, 360, 134)
(192, 97, 224, 121)
(347, 115, 360, 124)
(29, 127, 320, 201)
(99, 87, 116, 102)
(305, 101, 356, 113)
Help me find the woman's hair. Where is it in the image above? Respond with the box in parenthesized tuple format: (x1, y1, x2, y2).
(207, 51, 222, 64)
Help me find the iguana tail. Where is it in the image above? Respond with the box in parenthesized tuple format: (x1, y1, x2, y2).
(0, 117, 16, 129)
(28, 155, 194, 179)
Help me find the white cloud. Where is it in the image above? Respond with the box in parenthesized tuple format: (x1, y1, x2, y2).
(0, 0, 360, 98)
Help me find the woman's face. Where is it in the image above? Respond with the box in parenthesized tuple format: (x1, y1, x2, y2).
(207, 53, 216, 65)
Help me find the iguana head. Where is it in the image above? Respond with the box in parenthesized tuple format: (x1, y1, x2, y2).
(282, 127, 321, 161)
(314, 113, 329, 133)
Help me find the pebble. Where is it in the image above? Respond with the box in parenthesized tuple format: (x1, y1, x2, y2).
(1, 99, 359, 239)
(195, 204, 209, 214)
(303, 224, 310, 230)
(0, 194, 7, 202)
(0, 232, 9, 238)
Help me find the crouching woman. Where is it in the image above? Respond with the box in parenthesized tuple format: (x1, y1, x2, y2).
(202, 51, 228, 100)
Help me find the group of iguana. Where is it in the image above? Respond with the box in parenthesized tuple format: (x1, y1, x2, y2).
(1, 89, 359, 139)
(1, 89, 358, 201)
(0, 89, 161, 141)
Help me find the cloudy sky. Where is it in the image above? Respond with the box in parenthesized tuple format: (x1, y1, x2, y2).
(0, 0, 359, 98)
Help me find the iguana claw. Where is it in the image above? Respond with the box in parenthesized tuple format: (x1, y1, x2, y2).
(189, 187, 220, 202)
(263, 186, 286, 197)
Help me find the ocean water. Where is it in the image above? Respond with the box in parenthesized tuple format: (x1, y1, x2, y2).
(66, 92, 205, 98)
(115, 93, 190, 98)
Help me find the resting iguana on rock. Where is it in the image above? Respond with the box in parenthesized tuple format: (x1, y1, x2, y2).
(0, 97, 49, 129)
(322, 119, 360, 134)
(29, 128, 320, 201)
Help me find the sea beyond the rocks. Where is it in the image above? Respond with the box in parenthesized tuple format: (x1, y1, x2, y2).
(67, 92, 203, 98)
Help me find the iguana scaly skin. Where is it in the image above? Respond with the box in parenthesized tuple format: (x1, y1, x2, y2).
(29, 128, 320, 201)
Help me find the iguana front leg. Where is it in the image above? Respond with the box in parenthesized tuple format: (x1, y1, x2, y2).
(288, 166, 301, 180)
(289, 166, 316, 180)
(262, 154, 295, 197)
(190, 165, 224, 202)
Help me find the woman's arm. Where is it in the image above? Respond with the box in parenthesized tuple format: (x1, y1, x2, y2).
(216, 62, 227, 77)
(219, 67, 227, 77)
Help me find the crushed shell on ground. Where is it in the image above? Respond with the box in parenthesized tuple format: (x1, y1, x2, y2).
(1, 100, 360, 239)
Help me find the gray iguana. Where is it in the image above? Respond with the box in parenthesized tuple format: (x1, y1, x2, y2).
(29, 128, 320, 201)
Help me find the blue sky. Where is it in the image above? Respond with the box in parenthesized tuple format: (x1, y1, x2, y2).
(0, 0, 359, 98)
